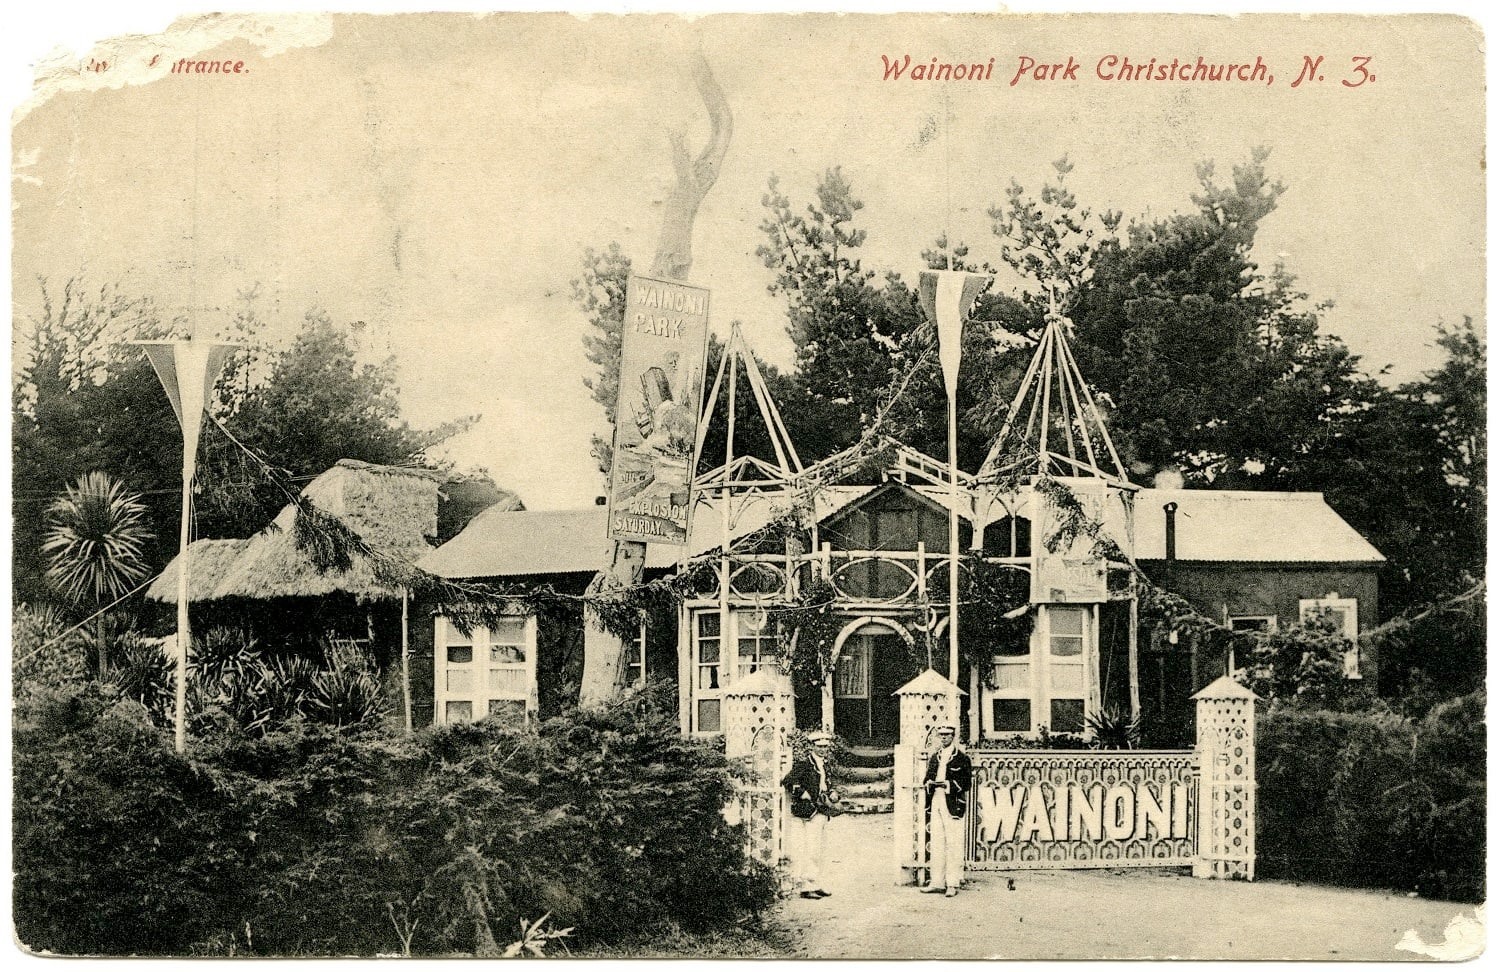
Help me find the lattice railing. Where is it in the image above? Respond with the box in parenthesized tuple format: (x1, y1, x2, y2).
(702, 548, 1028, 606)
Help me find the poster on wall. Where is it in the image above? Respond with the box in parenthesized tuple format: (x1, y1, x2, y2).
(1031, 477, 1110, 603)
(606, 274, 710, 545)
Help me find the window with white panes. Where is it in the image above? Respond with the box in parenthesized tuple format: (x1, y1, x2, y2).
(983, 605, 1095, 736)
(1044, 606, 1089, 734)
(625, 617, 647, 688)
(1300, 595, 1361, 679)
(694, 611, 724, 732)
(736, 609, 775, 678)
(690, 608, 782, 733)
(989, 620, 1033, 734)
(435, 616, 537, 726)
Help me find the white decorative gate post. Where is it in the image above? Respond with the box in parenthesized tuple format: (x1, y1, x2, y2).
(1192, 676, 1258, 880)
(893, 669, 960, 885)
(723, 668, 795, 876)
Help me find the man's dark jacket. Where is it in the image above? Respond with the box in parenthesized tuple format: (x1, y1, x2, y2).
(923, 746, 973, 818)
(781, 754, 836, 820)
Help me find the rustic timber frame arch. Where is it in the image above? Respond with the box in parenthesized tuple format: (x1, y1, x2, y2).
(821, 616, 918, 730)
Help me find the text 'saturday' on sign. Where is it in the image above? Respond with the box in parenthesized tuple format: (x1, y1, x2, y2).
(607, 275, 710, 546)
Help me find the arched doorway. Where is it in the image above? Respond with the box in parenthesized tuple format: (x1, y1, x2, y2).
(829, 618, 920, 744)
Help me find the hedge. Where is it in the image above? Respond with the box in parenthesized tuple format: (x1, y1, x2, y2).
(1256, 690, 1484, 902)
(13, 682, 776, 955)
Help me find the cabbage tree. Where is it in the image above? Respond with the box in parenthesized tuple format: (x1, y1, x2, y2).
(42, 471, 153, 674)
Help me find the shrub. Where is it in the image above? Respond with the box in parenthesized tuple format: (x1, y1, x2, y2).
(1241, 611, 1350, 704)
(12, 681, 776, 955)
(13, 684, 253, 954)
(104, 628, 386, 736)
(1256, 692, 1483, 901)
(12, 602, 89, 691)
(1391, 691, 1486, 901)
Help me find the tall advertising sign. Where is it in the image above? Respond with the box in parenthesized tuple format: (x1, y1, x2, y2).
(607, 274, 710, 545)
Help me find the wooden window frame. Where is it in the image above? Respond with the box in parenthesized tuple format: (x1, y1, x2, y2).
(434, 616, 538, 725)
(626, 617, 647, 688)
(735, 609, 776, 680)
(983, 604, 1098, 737)
(1300, 595, 1361, 679)
(690, 607, 782, 734)
(692, 609, 725, 733)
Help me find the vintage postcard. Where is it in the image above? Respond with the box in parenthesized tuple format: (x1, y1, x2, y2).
(9, 8, 1486, 960)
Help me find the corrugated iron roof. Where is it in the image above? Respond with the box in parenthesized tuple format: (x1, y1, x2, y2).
(1125, 488, 1385, 563)
(420, 485, 889, 578)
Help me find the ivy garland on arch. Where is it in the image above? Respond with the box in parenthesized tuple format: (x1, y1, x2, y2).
(765, 575, 842, 690)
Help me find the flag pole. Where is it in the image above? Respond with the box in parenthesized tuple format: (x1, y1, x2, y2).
(947, 380, 961, 721)
(132, 334, 237, 753)
(174, 443, 193, 753)
(920, 268, 989, 729)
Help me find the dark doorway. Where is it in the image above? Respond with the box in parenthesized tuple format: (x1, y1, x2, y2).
(833, 629, 918, 743)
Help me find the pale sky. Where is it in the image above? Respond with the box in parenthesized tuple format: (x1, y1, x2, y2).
(10, 11, 1486, 510)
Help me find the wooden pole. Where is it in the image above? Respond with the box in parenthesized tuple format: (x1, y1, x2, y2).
(720, 335, 738, 697)
(401, 587, 413, 733)
(1128, 590, 1141, 720)
(947, 383, 961, 721)
(174, 455, 192, 754)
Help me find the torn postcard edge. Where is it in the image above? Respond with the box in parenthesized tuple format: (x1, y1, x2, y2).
(18, 12, 334, 122)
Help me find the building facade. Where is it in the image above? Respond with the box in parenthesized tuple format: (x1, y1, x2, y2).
(415, 447, 1385, 745)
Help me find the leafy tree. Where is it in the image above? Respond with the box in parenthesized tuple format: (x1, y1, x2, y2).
(42, 472, 155, 674)
(574, 243, 634, 476)
(989, 155, 1121, 319)
(756, 169, 924, 460)
(198, 310, 473, 536)
(988, 151, 1483, 618)
(1416, 317, 1485, 501)
(13, 281, 482, 609)
(12, 282, 183, 603)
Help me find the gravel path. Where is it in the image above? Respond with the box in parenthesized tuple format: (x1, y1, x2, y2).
(775, 814, 1479, 960)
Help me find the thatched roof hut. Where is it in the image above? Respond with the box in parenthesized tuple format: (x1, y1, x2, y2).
(148, 460, 445, 604)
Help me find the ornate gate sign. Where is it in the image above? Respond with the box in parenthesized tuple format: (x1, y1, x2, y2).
(967, 750, 1197, 869)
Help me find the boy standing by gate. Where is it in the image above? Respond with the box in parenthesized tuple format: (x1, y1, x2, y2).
(921, 724, 971, 897)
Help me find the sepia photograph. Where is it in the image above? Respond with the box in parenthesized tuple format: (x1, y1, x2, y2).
(8, 7, 1487, 960)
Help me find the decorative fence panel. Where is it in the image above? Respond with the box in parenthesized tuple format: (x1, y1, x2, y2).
(722, 672, 793, 873)
(966, 750, 1198, 870)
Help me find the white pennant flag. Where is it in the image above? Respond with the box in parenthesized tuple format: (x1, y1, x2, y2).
(137, 340, 236, 463)
(917, 269, 989, 397)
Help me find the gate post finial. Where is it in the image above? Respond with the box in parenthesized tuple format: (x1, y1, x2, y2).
(892, 668, 963, 886)
(896, 668, 964, 752)
(1192, 675, 1258, 881)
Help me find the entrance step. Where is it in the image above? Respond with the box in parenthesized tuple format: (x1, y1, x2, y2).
(832, 752, 894, 815)
(834, 764, 894, 784)
(840, 745, 896, 769)
(839, 797, 895, 815)
(837, 779, 893, 801)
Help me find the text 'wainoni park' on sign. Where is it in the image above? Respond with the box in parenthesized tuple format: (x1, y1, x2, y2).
(606, 275, 710, 546)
